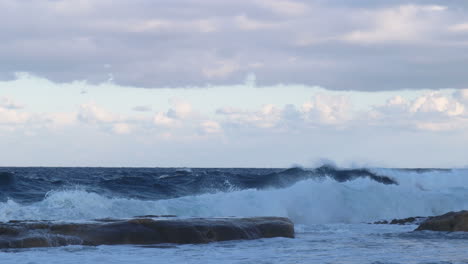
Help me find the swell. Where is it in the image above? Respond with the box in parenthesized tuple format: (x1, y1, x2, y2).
(0, 172, 14, 186)
(1, 172, 467, 224)
(0, 166, 396, 203)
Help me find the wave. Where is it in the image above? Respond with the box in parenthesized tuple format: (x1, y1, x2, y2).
(271, 165, 397, 185)
(0, 166, 397, 203)
(1, 169, 467, 224)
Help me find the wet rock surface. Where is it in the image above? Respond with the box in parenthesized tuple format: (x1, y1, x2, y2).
(416, 211, 468, 232)
(373, 216, 427, 225)
(0, 217, 294, 248)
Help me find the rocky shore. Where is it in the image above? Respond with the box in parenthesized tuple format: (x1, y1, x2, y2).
(0, 216, 294, 248)
(373, 210, 468, 232)
(415, 210, 468, 232)
(373, 216, 427, 225)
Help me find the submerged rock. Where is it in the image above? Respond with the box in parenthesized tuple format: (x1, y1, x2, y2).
(0, 217, 294, 248)
(416, 211, 468, 232)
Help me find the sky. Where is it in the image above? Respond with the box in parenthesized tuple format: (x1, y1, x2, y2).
(1, 0, 468, 168)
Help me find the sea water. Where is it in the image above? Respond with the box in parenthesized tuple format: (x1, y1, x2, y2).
(0, 167, 467, 263)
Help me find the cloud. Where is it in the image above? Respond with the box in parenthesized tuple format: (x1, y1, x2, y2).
(0, 96, 24, 110)
(167, 98, 195, 119)
(234, 15, 278, 31)
(216, 93, 352, 131)
(409, 92, 464, 116)
(202, 60, 240, 79)
(44, 112, 77, 128)
(342, 5, 448, 44)
(112, 122, 132, 134)
(125, 18, 219, 34)
(302, 94, 351, 125)
(0, 97, 29, 126)
(132, 105, 152, 112)
(368, 91, 468, 131)
(253, 0, 309, 16)
(454, 89, 468, 102)
(449, 23, 468, 32)
(217, 104, 282, 129)
(0, 107, 29, 125)
(200, 120, 222, 134)
(1, 1, 467, 90)
(153, 112, 176, 127)
(2, 75, 468, 166)
(78, 102, 119, 124)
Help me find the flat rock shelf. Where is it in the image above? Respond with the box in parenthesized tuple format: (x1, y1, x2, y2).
(0, 217, 295, 248)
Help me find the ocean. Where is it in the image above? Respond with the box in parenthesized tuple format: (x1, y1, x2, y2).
(0, 166, 467, 263)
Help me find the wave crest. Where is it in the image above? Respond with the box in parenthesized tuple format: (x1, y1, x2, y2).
(1, 172, 467, 224)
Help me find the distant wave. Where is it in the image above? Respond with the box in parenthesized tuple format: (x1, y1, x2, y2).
(265, 165, 398, 186)
(0, 166, 397, 203)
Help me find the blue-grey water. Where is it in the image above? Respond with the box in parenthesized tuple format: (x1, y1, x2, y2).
(0, 166, 467, 263)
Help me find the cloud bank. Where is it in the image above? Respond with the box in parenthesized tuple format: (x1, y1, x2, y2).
(1, 74, 467, 167)
(1, 0, 468, 90)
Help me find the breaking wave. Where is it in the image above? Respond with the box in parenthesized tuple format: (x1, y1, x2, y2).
(0, 167, 467, 224)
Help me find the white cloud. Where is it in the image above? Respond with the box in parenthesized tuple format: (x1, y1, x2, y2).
(112, 123, 132, 134)
(167, 98, 194, 119)
(132, 105, 152, 112)
(254, 0, 308, 16)
(302, 94, 351, 125)
(44, 112, 77, 128)
(0, 96, 29, 125)
(153, 112, 176, 127)
(343, 5, 448, 44)
(125, 18, 219, 34)
(152, 99, 199, 130)
(0, 107, 29, 124)
(78, 102, 119, 124)
(202, 60, 240, 79)
(48, 0, 97, 15)
(234, 15, 278, 31)
(2, 73, 468, 166)
(217, 104, 282, 129)
(369, 91, 467, 131)
(216, 94, 351, 130)
(409, 92, 464, 116)
(200, 120, 222, 134)
(454, 89, 468, 102)
(449, 23, 468, 32)
(0, 96, 24, 110)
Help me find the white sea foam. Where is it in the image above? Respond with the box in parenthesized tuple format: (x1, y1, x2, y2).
(1, 169, 467, 224)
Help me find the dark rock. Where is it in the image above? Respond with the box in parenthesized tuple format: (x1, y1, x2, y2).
(390, 217, 427, 225)
(373, 220, 388, 224)
(93, 218, 122, 223)
(372, 216, 426, 225)
(416, 211, 468, 232)
(0, 217, 294, 248)
(133, 215, 177, 218)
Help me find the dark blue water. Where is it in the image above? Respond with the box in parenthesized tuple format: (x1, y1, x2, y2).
(0, 166, 399, 204)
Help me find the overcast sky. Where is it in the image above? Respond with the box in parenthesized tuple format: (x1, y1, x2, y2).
(1, 0, 468, 167)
